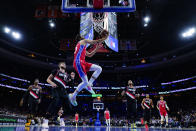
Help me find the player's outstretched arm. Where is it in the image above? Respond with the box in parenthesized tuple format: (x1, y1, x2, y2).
(141, 99, 145, 109)
(165, 102, 170, 111)
(19, 85, 32, 106)
(47, 74, 57, 88)
(121, 90, 125, 96)
(151, 99, 154, 108)
(84, 30, 109, 45)
(156, 101, 159, 110)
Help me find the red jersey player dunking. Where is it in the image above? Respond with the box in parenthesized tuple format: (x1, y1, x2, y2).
(157, 96, 170, 127)
(69, 30, 109, 106)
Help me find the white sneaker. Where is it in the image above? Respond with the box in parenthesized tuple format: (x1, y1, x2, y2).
(41, 119, 49, 128)
(68, 94, 78, 106)
(36, 117, 41, 125)
(85, 84, 95, 95)
(31, 119, 35, 125)
(60, 118, 65, 127)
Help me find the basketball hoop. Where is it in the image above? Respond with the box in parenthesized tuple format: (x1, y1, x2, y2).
(91, 12, 107, 34)
(96, 106, 101, 112)
(93, 102, 104, 111)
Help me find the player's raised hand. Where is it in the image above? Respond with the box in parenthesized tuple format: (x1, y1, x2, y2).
(96, 43, 103, 49)
(51, 83, 57, 88)
(101, 30, 109, 38)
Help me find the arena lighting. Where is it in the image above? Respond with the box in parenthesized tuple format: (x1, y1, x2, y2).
(38, 82, 52, 86)
(159, 86, 196, 94)
(49, 22, 55, 27)
(3, 26, 22, 40)
(4, 81, 194, 95)
(119, 0, 123, 4)
(0, 73, 149, 89)
(181, 27, 196, 38)
(122, 63, 127, 67)
(141, 58, 146, 63)
(0, 84, 27, 91)
(144, 16, 150, 23)
(11, 31, 21, 40)
(134, 85, 149, 88)
(144, 23, 148, 27)
(0, 74, 30, 83)
(49, 20, 55, 28)
(4, 27, 11, 34)
(0, 78, 7, 81)
(161, 75, 196, 85)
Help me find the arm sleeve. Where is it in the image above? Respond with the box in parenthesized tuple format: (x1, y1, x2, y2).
(157, 101, 159, 108)
(165, 101, 169, 109)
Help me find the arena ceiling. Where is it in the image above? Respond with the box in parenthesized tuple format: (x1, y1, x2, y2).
(0, 0, 196, 60)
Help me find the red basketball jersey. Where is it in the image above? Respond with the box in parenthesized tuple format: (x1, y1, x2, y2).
(75, 114, 79, 121)
(74, 43, 86, 61)
(105, 111, 110, 119)
(158, 100, 167, 111)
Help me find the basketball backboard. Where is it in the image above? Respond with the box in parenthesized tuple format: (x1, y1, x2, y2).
(62, 0, 136, 13)
(80, 12, 119, 52)
(93, 102, 104, 111)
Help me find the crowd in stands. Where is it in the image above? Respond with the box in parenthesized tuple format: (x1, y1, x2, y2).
(0, 106, 195, 128)
(0, 107, 27, 118)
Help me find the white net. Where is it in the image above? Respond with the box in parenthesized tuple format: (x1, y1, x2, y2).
(91, 12, 107, 34)
(96, 106, 101, 112)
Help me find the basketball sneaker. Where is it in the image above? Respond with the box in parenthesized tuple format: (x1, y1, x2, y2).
(68, 93, 78, 106)
(131, 123, 137, 128)
(60, 118, 65, 127)
(41, 119, 49, 128)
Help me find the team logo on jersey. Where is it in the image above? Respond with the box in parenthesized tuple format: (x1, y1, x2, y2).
(30, 90, 39, 99)
(54, 76, 67, 89)
(32, 88, 40, 94)
(126, 91, 136, 99)
(144, 102, 150, 109)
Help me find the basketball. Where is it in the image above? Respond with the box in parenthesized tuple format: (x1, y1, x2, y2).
(101, 30, 109, 37)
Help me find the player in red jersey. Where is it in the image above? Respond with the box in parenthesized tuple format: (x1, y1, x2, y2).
(69, 30, 109, 106)
(157, 96, 170, 127)
(75, 112, 79, 126)
(104, 108, 110, 126)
